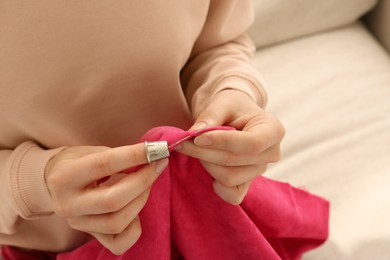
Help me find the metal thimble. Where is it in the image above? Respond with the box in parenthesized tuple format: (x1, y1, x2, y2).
(144, 141, 170, 164)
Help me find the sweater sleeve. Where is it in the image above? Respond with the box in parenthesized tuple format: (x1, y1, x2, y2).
(0, 142, 89, 251)
(0, 142, 70, 246)
(181, 0, 268, 117)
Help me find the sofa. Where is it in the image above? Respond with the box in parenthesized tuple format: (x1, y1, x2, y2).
(248, 0, 390, 259)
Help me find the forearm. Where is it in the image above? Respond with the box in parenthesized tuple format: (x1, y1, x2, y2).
(180, 1, 268, 117)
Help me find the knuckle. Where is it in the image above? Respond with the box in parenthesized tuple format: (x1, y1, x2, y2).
(92, 153, 112, 172)
(217, 136, 229, 150)
(46, 173, 62, 190)
(214, 182, 245, 205)
(228, 184, 249, 205)
(221, 153, 238, 167)
(265, 146, 282, 163)
(104, 216, 127, 234)
(250, 137, 266, 155)
(251, 164, 267, 176)
(271, 149, 282, 163)
(229, 189, 246, 205)
(222, 178, 237, 188)
(276, 121, 286, 140)
(47, 162, 71, 188)
(218, 177, 231, 188)
(218, 169, 238, 188)
(100, 191, 123, 212)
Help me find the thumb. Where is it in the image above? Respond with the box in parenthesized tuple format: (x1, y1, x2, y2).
(190, 103, 229, 131)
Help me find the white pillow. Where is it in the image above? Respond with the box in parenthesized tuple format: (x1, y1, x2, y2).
(248, 0, 378, 48)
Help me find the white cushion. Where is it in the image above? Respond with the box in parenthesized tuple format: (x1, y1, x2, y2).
(248, 0, 378, 48)
(254, 22, 390, 259)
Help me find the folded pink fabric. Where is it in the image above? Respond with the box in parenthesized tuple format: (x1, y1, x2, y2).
(3, 126, 329, 260)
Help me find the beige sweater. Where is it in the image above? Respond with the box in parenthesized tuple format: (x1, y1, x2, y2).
(0, 0, 267, 252)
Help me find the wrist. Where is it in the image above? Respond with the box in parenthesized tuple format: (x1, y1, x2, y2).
(191, 74, 267, 115)
(213, 76, 266, 107)
(214, 87, 259, 105)
(7, 142, 66, 218)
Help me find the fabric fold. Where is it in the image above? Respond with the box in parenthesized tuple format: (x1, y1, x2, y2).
(54, 126, 328, 260)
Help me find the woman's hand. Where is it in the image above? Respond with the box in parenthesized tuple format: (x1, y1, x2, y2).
(179, 89, 285, 205)
(45, 144, 168, 255)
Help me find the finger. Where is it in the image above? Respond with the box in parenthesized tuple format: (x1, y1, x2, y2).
(213, 180, 252, 205)
(179, 141, 280, 167)
(189, 89, 250, 130)
(73, 158, 168, 215)
(68, 189, 150, 234)
(201, 162, 266, 188)
(91, 216, 142, 256)
(57, 146, 111, 160)
(178, 141, 254, 167)
(69, 143, 149, 188)
(193, 122, 283, 154)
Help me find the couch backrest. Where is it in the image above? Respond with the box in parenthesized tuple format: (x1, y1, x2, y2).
(248, 0, 378, 48)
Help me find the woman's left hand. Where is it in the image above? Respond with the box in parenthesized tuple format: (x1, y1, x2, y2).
(177, 89, 285, 205)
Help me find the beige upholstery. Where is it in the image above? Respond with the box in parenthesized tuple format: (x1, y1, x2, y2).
(248, 0, 378, 48)
(252, 19, 390, 259)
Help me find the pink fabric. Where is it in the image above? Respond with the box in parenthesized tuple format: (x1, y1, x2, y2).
(0, 246, 57, 260)
(2, 126, 329, 260)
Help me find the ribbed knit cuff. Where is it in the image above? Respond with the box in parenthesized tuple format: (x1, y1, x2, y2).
(212, 74, 268, 108)
(191, 72, 268, 116)
(10, 142, 66, 219)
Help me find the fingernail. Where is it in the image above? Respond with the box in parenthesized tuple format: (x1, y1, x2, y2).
(194, 136, 212, 146)
(155, 158, 169, 174)
(191, 121, 207, 131)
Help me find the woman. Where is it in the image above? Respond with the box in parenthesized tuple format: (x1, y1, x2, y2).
(0, 0, 284, 255)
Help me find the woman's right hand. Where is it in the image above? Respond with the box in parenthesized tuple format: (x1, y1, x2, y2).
(44, 144, 168, 255)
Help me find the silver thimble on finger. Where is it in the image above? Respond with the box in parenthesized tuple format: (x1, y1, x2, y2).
(144, 141, 170, 164)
